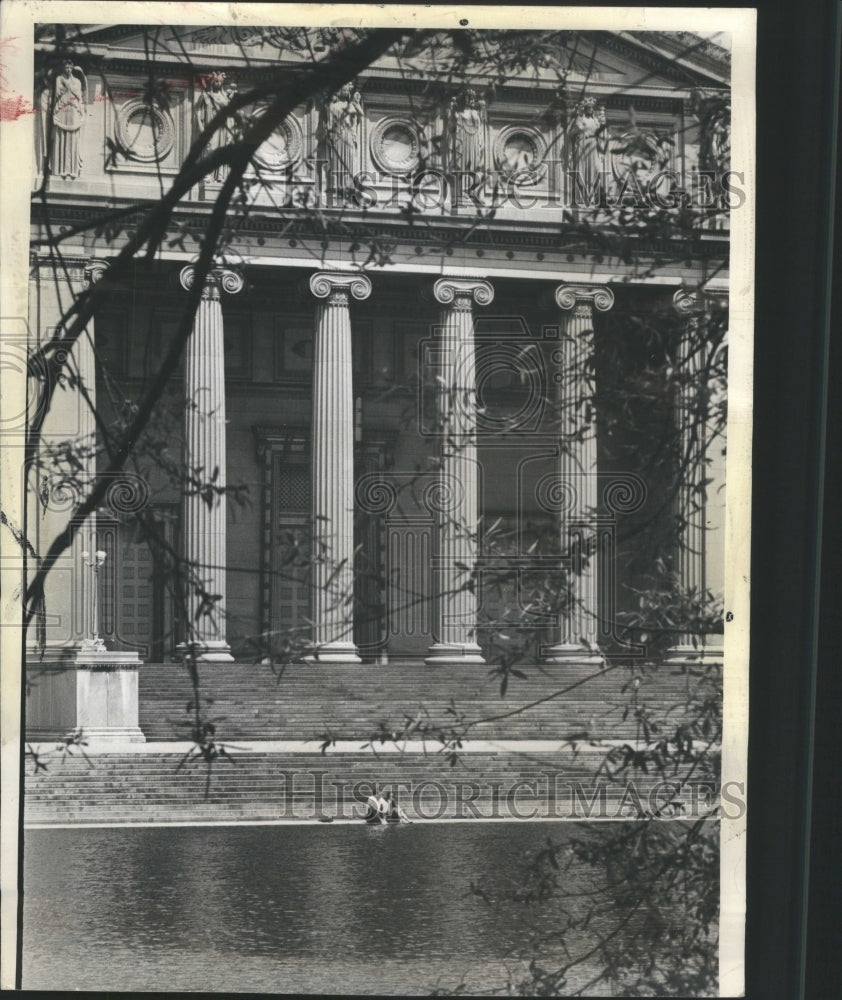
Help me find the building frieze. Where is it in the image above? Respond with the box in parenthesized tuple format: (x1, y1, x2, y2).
(30, 198, 729, 259)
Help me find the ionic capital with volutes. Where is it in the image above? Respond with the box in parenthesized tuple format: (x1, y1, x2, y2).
(555, 283, 615, 314)
(309, 271, 372, 304)
(85, 259, 110, 286)
(179, 264, 244, 301)
(673, 286, 728, 316)
(433, 278, 494, 309)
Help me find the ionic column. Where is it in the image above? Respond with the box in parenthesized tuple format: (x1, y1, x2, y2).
(178, 264, 243, 662)
(544, 283, 614, 665)
(76, 260, 109, 653)
(308, 272, 371, 662)
(667, 289, 725, 663)
(27, 256, 105, 659)
(425, 277, 493, 665)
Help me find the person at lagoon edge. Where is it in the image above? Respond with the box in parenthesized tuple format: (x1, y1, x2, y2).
(384, 790, 411, 824)
(363, 786, 411, 823)
(364, 785, 384, 823)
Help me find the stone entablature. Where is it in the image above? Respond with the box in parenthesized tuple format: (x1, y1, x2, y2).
(33, 47, 731, 225)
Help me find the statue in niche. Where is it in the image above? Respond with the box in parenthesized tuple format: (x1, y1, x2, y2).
(323, 84, 364, 197)
(566, 96, 608, 205)
(48, 61, 87, 180)
(195, 71, 238, 182)
(449, 88, 487, 174)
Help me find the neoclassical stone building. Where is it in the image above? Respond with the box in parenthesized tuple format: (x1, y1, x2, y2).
(25, 26, 731, 738)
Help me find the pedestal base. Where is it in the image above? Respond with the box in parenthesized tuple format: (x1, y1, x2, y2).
(74, 725, 146, 743)
(305, 642, 361, 664)
(425, 643, 486, 666)
(664, 643, 724, 666)
(175, 641, 235, 663)
(542, 643, 605, 667)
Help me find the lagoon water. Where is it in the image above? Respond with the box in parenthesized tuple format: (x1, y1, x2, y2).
(23, 822, 648, 995)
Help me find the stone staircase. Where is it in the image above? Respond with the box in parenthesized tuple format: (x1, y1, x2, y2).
(23, 747, 719, 825)
(25, 659, 719, 825)
(137, 659, 705, 743)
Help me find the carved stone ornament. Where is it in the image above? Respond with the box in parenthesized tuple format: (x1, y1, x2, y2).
(493, 125, 548, 185)
(609, 125, 675, 193)
(673, 287, 727, 315)
(555, 284, 615, 312)
(251, 111, 304, 172)
(309, 271, 372, 302)
(179, 264, 244, 297)
(114, 99, 176, 162)
(369, 116, 423, 174)
(85, 259, 110, 285)
(433, 278, 494, 308)
(672, 288, 702, 316)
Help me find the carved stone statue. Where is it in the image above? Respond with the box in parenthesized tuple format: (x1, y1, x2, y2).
(323, 84, 364, 197)
(566, 97, 608, 205)
(449, 89, 487, 174)
(49, 61, 87, 180)
(195, 71, 237, 182)
(610, 112, 675, 202)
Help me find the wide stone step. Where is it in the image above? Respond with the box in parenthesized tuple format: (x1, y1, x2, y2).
(24, 746, 719, 826)
(134, 658, 704, 742)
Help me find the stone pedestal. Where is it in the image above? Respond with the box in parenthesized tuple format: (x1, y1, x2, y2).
(26, 651, 144, 742)
(308, 272, 371, 662)
(425, 278, 493, 666)
(544, 284, 614, 666)
(74, 651, 145, 742)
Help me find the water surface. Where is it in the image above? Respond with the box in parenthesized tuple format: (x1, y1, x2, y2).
(23, 822, 672, 994)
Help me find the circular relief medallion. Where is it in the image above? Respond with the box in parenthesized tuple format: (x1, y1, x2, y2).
(370, 116, 422, 174)
(493, 125, 547, 185)
(251, 114, 304, 172)
(115, 99, 176, 162)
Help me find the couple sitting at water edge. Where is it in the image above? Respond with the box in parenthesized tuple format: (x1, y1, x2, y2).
(364, 786, 411, 824)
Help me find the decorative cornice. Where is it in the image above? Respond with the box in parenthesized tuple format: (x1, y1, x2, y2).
(30, 201, 730, 260)
(309, 271, 372, 301)
(555, 284, 614, 312)
(433, 278, 494, 308)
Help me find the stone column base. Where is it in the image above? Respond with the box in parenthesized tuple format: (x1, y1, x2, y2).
(664, 643, 724, 666)
(305, 642, 361, 664)
(425, 642, 486, 665)
(73, 725, 146, 743)
(175, 641, 234, 663)
(74, 651, 145, 743)
(542, 643, 605, 667)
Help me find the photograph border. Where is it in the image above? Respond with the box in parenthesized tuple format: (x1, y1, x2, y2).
(0, 4, 761, 995)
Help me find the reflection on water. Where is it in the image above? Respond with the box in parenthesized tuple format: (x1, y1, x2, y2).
(23, 822, 644, 994)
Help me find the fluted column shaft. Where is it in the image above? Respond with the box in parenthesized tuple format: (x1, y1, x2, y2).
(78, 260, 108, 652)
(425, 278, 493, 665)
(668, 289, 724, 662)
(545, 284, 614, 665)
(309, 272, 371, 662)
(180, 265, 242, 661)
(29, 257, 105, 657)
